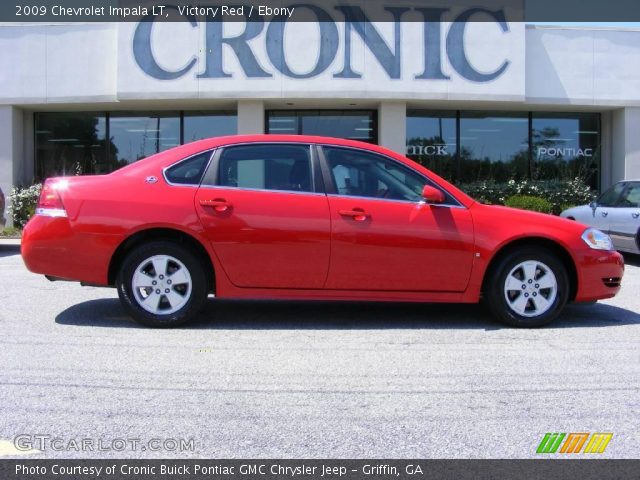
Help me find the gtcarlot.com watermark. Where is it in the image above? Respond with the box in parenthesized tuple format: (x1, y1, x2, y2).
(14, 435, 196, 453)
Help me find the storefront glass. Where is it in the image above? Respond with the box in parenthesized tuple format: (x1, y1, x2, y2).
(406, 110, 601, 189)
(406, 111, 457, 181)
(183, 111, 237, 143)
(35, 111, 237, 180)
(532, 112, 600, 189)
(109, 112, 181, 167)
(459, 111, 529, 183)
(35, 112, 109, 179)
(267, 110, 377, 143)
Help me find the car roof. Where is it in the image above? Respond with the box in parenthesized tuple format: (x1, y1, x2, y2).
(173, 134, 399, 154)
(114, 134, 477, 208)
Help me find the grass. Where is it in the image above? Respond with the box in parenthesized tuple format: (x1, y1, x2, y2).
(0, 226, 22, 238)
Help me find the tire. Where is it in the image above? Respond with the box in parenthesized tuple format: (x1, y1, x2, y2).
(485, 248, 569, 328)
(116, 241, 208, 327)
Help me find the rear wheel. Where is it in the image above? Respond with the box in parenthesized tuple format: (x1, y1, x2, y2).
(117, 241, 208, 327)
(486, 248, 569, 328)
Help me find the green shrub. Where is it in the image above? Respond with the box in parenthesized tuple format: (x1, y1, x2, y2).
(8, 184, 42, 229)
(459, 177, 594, 215)
(504, 195, 553, 214)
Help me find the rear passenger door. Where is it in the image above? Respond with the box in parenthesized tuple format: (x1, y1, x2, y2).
(195, 143, 331, 289)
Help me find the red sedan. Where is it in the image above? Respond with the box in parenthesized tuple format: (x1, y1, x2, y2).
(22, 135, 624, 328)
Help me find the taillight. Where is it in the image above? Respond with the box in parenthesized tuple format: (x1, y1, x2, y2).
(36, 179, 68, 218)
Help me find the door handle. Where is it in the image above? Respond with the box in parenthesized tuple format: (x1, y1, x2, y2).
(200, 198, 232, 213)
(601, 211, 608, 217)
(339, 208, 369, 221)
(633, 213, 640, 219)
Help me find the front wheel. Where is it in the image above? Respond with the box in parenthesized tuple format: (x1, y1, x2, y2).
(485, 248, 569, 328)
(117, 241, 208, 327)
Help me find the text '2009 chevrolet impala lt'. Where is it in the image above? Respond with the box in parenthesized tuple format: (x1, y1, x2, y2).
(21, 135, 624, 328)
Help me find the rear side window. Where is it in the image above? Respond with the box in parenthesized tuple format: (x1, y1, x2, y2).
(218, 144, 312, 193)
(165, 151, 212, 185)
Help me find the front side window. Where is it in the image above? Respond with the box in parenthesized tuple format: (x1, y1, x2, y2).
(598, 183, 626, 207)
(619, 183, 640, 208)
(165, 151, 212, 185)
(218, 145, 313, 193)
(323, 147, 426, 202)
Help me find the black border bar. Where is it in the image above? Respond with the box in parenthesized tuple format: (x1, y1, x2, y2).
(2, 0, 640, 23)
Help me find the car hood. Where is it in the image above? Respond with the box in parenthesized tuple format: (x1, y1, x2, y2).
(561, 204, 592, 217)
(471, 203, 589, 238)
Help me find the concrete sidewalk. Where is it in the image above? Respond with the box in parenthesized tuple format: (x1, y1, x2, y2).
(0, 238, 20, 247)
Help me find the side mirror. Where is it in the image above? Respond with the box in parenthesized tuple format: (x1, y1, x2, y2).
(421, 185, 445, 204)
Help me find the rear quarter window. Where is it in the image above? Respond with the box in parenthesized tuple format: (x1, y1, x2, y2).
(165, 151, 213, 185)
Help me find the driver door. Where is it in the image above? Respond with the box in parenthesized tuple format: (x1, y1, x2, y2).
(588, 182, 627, 232)
(319, 146, 475, 292)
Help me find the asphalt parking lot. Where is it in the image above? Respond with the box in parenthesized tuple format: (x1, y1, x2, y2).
(0, 243, 638, 459)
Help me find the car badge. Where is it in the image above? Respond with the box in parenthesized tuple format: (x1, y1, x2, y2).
(145, 176, 158, 184)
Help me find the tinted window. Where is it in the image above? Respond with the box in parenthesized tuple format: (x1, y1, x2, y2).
(598, 183, 626, 207)
(532, 112, 600, 189)
(324, 147, 426, 202)
(35, 112, 109, 178)
(267, 110, 377, 144)
(110, 112, 181, 166)
(183, 111, 237, 142)
(165, 151, 212, 185)
(459, 111, 529, 183)
(619, 183, 640, 208)
(218, 145, 313, 192)
(406, 110, 457, 181)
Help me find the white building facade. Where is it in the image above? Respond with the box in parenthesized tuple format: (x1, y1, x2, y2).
(1, 12, 640, 218)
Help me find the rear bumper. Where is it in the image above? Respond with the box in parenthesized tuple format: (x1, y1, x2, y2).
(22, 215, 120, 286)
(574, 248, 624, 302)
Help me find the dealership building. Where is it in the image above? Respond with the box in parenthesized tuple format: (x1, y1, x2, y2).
(1, 8, 640, 219)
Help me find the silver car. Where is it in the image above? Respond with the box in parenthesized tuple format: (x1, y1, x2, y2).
(561, 180, 640, 254)
(0, 187, 4, 228)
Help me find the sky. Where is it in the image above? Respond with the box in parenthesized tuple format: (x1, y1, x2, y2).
(531, 22, 640, 28)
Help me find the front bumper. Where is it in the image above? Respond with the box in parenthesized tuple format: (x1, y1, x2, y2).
(573, 248, 624, 302)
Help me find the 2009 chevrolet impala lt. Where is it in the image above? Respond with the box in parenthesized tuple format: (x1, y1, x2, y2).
(22, 135, 624, 328)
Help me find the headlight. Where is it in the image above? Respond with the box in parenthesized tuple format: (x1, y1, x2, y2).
(581, 228, 613, 251)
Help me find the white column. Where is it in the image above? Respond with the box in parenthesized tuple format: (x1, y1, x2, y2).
(378, 101, 406, 155)
(0, 106, 24, 227)
(600, 110, 612, 190)
(237, 100, 265, 135)
(611, 107, 640, 183)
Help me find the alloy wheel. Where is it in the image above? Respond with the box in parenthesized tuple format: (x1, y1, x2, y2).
(132, 255, 192, 315)
(503, 260, 558, 318)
